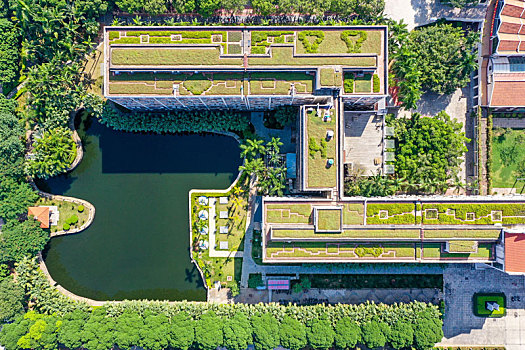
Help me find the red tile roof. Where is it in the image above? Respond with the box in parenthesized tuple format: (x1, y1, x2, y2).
(491, 81, 525, 106)
(499, 22, 521, 34)
(505, 232, 525, 273)
(502, 4, 525, 17)
(498, 40, 520, 52)
(27, 206, 50, 228)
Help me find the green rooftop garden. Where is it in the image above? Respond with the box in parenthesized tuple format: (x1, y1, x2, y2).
(266, 203, 312, 224)
(491, 128, 525, 189)
(342, 203, 365, 225)
(421, 203, 525, 225)
(448, 241, 478, 253)
(295, 30, 382, 55)
(111, 47, 243, 66)
(306, 109, 337, 188)
(316, 209, 342, 231)
(422, 243, 494, 260)
(248, 72, 314, 95)
(366, 203, 417, 225)
(271, 228, 421, 239)
(319, 68, 343, 87)
(473, 293, 506, 318)
(423, 229, 501, 239)
(266, 241, 417, 260)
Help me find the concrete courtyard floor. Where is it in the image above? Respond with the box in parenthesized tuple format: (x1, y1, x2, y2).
(440, 265, 525, 349)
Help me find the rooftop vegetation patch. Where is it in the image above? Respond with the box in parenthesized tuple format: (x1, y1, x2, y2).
(343, 203, 365, 225)
(248, 72, 314, 95)
(354, 74, 372, 93)
(295, 30, 382, 55)
(341, 30, 367, 53)
(422, 243, 494, 260)
(316, 209, 342, 232)
(490, 128, 525, 189)
(266, 242, 416, 259)
(270, 228, 421, 239)
(319, 68, 342, 87)
(447, 240, 478, 253)
(421, 203, 525, 225)
(247, 47, 376, 66)
(423, 229, 502, 239)
(298, 30, 324, 53)
(366, 203, 416, 225)
(306, 109, 337, 188)
(266, 203, 312, 224)
(111, 47, 242, 66)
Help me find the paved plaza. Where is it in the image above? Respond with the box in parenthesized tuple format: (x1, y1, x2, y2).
(440, 265, 525, 349)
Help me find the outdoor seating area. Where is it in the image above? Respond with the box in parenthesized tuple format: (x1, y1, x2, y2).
(344, 111, 383, 176)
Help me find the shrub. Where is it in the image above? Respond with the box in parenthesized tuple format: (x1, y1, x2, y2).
(248, 273, 264, 288)
(389, 321, 414, 349)
(66, 215, 79, 225)
(77, 205, 84, 213)
(63, 223, 70, 231)
(251, 313, 280, 350)
(373, 74, 380, 93)
(279, 316, 307, 350)
(344, 75, 354, 93)
(298, 31, 325, 53)
(334, 317, 361, 349)
(340, 30, 367, 53)
(307, 315, 335, 350)
(361, 321, 387, 348)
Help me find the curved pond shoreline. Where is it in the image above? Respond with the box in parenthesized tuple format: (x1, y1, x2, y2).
(39, 114, 242, 302)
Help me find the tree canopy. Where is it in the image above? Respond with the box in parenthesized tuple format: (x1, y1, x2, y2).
(0, 18, 20, 86)
(0, 219, 49, 263)
(0, 277, 25, 323)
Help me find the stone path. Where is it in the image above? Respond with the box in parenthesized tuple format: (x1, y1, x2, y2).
(439, 264, 525, 349)
(235, 287, 441, 304)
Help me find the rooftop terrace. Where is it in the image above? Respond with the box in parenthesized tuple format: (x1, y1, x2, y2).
(104, 26, 387, 97)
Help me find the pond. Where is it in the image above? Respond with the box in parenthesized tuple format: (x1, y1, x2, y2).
(38, 115, 241, 301)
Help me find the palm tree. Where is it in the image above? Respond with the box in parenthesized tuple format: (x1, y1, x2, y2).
(240, 138, 265, 161)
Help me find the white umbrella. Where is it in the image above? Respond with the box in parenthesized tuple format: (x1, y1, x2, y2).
(200, 226, 208, 235)
(198, 210, 208, 220)
(198, 196, 208, 205)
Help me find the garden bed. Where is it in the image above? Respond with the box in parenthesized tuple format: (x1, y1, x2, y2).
(306, 108, 337, 188)
(473, 293, 506, 318)
(298, 273, 443, 289)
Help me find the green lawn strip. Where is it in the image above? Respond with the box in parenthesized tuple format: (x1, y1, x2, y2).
(266, 241, 416, 259)
(109, 83, 173, 95)
(422, 203, 525, 225)
(124, 30, 227, 39)
(272, 228, 420, 239)
(248, 72, 314, 94)
(307, 109, 337, 188)
(343, 203, 364, 225)
(227, 44, 242, 54)
(36, 198, 89, 233)
(111, 37, 140, 44)
(354, 74, 372, 93)
(228, 31, 243, 42)
(491, 128, 525, 188)
(473, 293, 506, 317)
(215, 202, 246, 252)
(366, 203, 416, 225)
(319, 68, 342, 87)
(422, 243, 493, 259)
(266, 203, 312, 223)
(202, 252, 242, 288)
(295, 30, 381, 54)
(248, 47, 376, 66)
(317, 209, 341, 231)
(423, 229, 502, 239)
(448, 240, 478, 253)
(111, 48, 242, 66)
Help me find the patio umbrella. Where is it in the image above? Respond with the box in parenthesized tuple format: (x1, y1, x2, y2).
(198, 196, 208, 205)
(200, 226, 208, 235)
(198, 210, 208, 220)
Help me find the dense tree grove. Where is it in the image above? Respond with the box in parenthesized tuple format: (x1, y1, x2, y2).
(114, 0, 384, 18)
(0, 19, 20, 89)
(391, 21, 478, 108)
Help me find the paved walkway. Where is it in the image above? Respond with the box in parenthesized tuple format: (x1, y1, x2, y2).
(235, 287, 442, 304)
(493, 118, 525, 129)
(439, 264, 525, 349)
(384, 0, 487, 30)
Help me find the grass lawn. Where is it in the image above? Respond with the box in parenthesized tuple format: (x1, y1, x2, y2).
(366, 203, 416, 225)
(248, 47, 376, 67)
(109, 83, 173, 95)
(317, 209, 341, 231)
(421, 203, 525, 225)
(296, 30, 382, 55)
(343, 203, 365, 225)
(271, 228, 420, 239)
(202, 253, 242, 289)
(473, 293, 506, 318)
(307, 109, 337, 188)
(354, 74, 372, 93)
(266, 203, 312, 223)
(249, 72, 314, 95)
(112, 47, 242, 66)
(36, 198, 90, 233)
(491, 128, 525, 188)
(319, 68, 342, 87)
(215, 198, 247, 252)
(422, 243, 493, 260)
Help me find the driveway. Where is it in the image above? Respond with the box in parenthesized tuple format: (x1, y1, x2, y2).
(384, 0, 487, 30)
(439, 264, 525, 349)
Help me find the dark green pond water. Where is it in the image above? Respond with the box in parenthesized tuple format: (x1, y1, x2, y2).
(39, 116, 241, 301)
